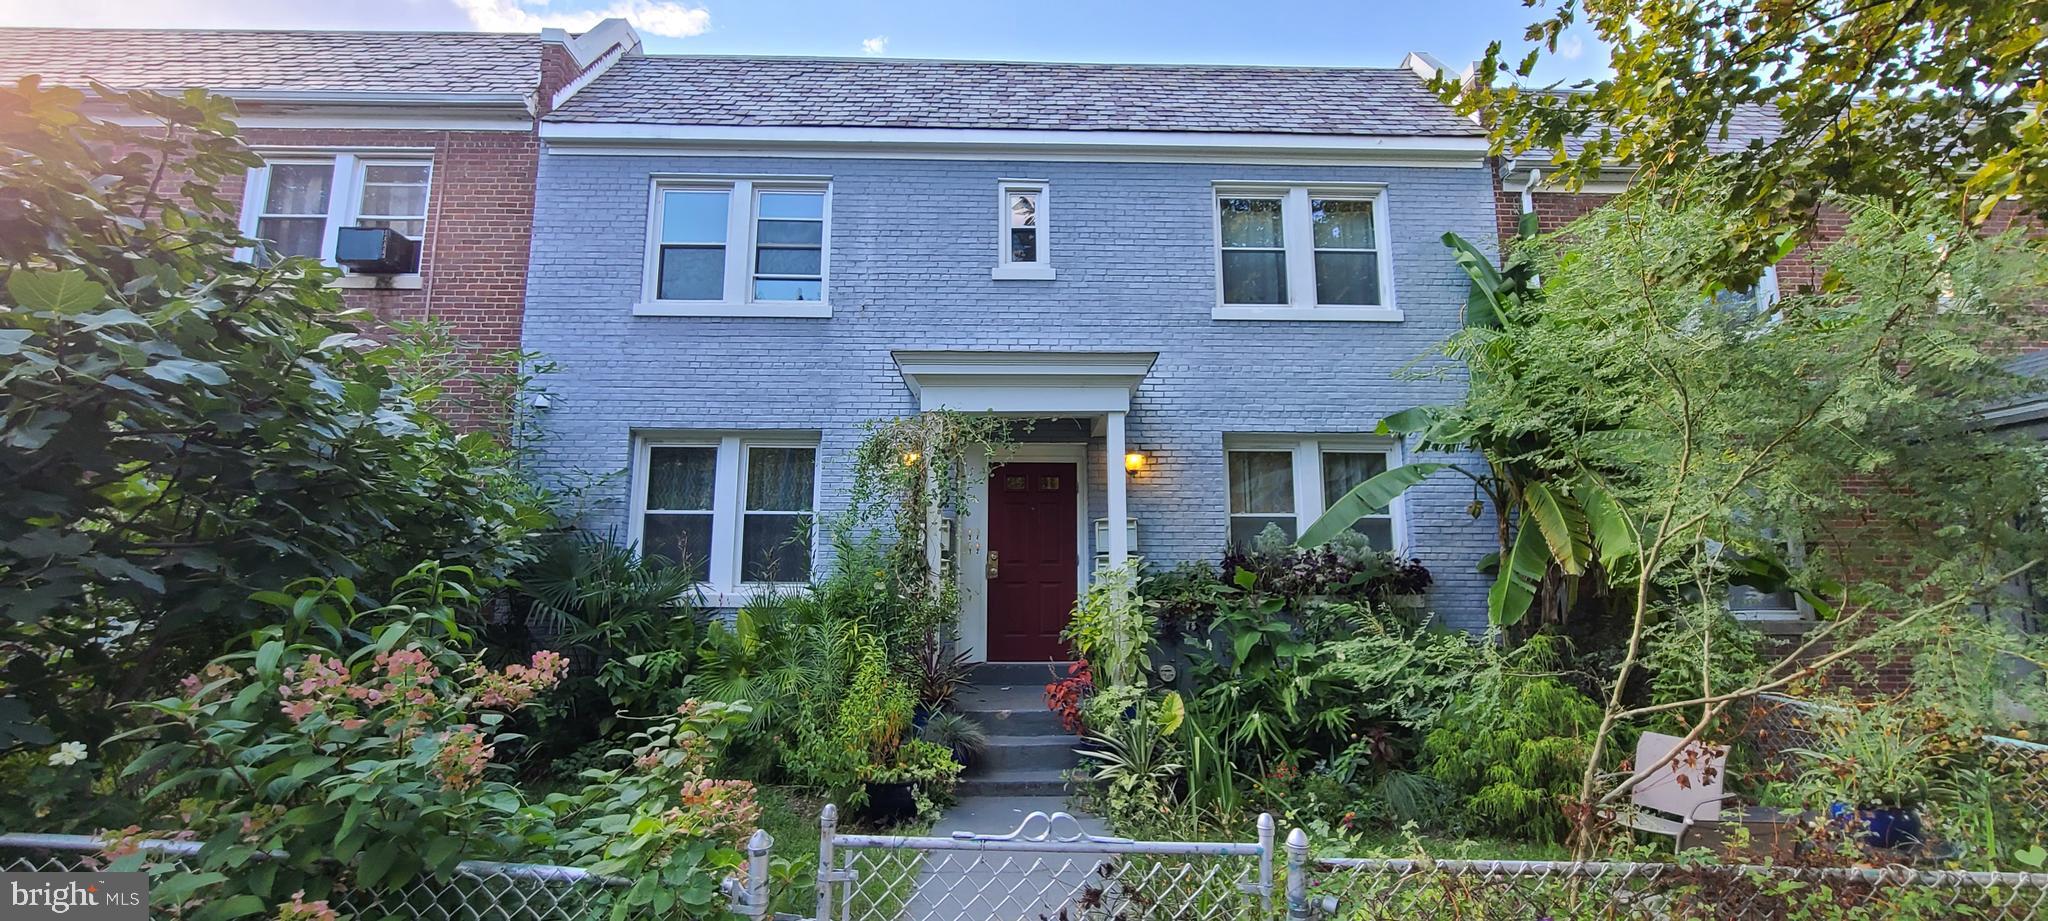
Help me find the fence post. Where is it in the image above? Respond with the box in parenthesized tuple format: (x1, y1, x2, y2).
(1257, 812, 1276, 914)
(816, 803, 838, 921)
(1285, 828, 1312, 921)
(746, 829, 773, 918)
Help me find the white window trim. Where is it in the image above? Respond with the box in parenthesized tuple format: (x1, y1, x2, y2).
(627, 433, 822, 605)
(992, 179, 1055, 281)
(1212, 183, 1401, 323)
(636, 178, 833, 318)
(237, 152, 432, 290)
(1222, 434, 1409, 553)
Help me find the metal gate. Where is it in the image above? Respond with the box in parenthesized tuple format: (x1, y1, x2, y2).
(811, 805, 1283, 921)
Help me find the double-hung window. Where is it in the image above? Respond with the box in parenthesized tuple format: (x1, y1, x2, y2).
(241, 154, 432, 280)
(641, 178, 831, 318)
(631, 434, 820, 598)
(1213, 184, 1397, 322)
(992, 180, 1054, 280)
(1224, 435, 1404, 551)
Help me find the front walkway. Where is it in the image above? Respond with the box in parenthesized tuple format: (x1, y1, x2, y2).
(902, 796, 1113, 921)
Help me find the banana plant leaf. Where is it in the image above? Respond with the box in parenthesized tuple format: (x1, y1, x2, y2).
(1488, 517, 1550, 627)
(1299, 462, 1446, 549)
(1522, 482, 1592, 576)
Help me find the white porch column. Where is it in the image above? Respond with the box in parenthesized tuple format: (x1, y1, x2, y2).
(1106, 410, 1129, 567)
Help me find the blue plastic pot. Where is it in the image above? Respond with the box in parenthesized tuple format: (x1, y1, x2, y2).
(1828, 802, 1924, 849)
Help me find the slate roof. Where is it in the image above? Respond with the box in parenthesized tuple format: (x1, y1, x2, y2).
(0, 28, 541, 97)
(1517, 97, 1783, 163)
(547, 55, 1484, 137)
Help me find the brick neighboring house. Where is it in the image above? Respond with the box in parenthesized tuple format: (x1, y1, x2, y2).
(0, 22, 641, 427)
(520, 49, 1509, 656)
(1486, 105, 2048, 678)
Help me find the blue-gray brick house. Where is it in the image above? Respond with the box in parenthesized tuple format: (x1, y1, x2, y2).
(523, 50, 1502, 660)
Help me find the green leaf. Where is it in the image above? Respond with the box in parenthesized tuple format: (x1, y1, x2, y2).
(6, 268, 105, 314)
(1443, 231, 1507, 329)
(358, 838, 399, 888)
(1375, 406, 1445, 436)
(254, 641, 284, 677)
(288, 754, 337, 782)
(1299, 463, 1445, 548)
(142, 359, 229, 386)
(1578, 478, 1639, 576)
(74, 308, 151, 331)
(1488, 518, 1549, 627)
(0, 329, 30, 355)
(1521, 482, 1591, 575)
(424, 836, 463, 876)
(196, 894, 265, 921)
(1154, 692, 1185, 734)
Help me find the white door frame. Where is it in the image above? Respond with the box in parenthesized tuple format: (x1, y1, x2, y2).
(958, 442, 1090, 664)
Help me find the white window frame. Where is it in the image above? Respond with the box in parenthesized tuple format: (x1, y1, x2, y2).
(1222, 434, 1408, 553)
(1212, 183, 1400, 323)
(237, 151, 433, 290)
(350, 158, 434, 241)
(627, 433, 822, 604)
(637, 176, 833, 319)
(992, 179, 1055, 281)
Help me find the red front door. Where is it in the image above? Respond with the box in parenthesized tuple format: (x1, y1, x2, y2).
(986, 462, 1079, 662)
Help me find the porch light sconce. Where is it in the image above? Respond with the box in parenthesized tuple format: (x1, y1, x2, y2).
(1124, 451, 1148, 473)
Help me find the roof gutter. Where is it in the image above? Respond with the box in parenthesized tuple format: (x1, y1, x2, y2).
(539, 122, 1491, 163)
(210, 89, 533, 108)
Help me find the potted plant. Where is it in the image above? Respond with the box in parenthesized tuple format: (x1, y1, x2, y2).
(911, 630, 975, 727)
(919, 711, 989, 768)
(1785, 701, 1944, 849)
(1373, 557, 1434, 616)
(1045, 659, 1094, 735)
(861, 739, 963, 824)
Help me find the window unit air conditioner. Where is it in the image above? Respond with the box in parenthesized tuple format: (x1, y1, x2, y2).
(335, 226, 419, 275)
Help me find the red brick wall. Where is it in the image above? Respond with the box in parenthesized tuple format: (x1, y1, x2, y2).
(217, 126, 540, 430)
(1498, 188, 1618, 238)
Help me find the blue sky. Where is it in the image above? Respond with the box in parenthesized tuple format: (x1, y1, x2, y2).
(1, 0, 1607, 84)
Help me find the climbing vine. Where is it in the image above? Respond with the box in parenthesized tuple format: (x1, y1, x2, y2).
(845, 411, 1021, 627)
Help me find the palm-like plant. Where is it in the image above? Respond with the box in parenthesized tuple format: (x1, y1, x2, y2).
(1300, 214, 1644, 629)
(513, 534, 702, 728)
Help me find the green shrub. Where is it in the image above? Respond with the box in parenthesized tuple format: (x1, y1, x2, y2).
(1421, 638, 1601, 842)
(0, 78, 548, 753)
(109, 562, 759, 916)
(514, 534, 702, 738)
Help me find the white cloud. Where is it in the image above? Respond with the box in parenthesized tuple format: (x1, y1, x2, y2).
(861, 35, 890, 55)
(454, 0, 711, 38)
(1556, 33, 1586, 60)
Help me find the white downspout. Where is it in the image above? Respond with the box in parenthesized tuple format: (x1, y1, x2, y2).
(1519, 167, 1543, 217)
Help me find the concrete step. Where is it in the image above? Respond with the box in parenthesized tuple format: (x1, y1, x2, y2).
(957, 768, 1073, 798)
(977, 733, 1084, 773)
(970, 662, 1076, 686)
(959, 703, 1065, 736)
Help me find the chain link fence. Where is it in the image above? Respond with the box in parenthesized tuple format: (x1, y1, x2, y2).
(1746, 692, 2048, 866)
(12, 807, 2048, 921)
(814, 805, 1272, 921)
(1303, 857, 2048, 920)
(0, 831, 773, 921)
